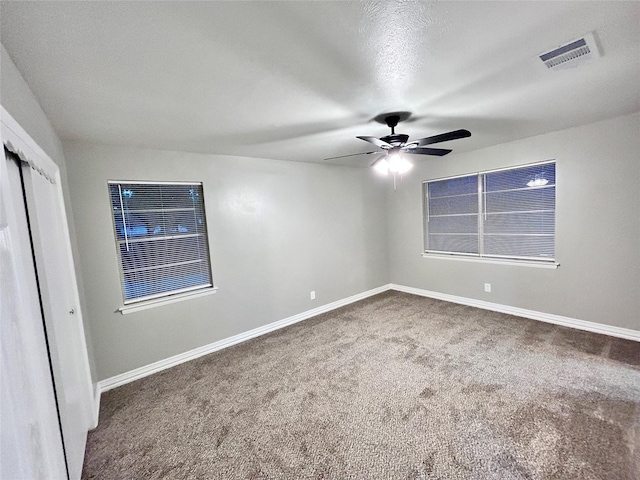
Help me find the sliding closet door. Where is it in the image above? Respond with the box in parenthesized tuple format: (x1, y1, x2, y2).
(0, 152, 67, 479)
(20, 162, 94, 480)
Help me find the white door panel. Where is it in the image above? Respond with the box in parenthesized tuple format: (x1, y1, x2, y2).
(0, 152, 67, 479)
(21, 163, 94, 480)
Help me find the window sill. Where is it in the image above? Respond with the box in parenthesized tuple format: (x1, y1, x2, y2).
(118, 287, 218, 315)
(421, 253, 559, 269)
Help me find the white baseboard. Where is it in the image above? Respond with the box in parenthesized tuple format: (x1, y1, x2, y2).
(97, 284, 392, 394)
(389, 284, 640, 342)
(93, 282, 638, 425)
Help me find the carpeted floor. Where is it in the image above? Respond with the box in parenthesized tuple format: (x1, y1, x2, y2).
(82, 291, 640, 479)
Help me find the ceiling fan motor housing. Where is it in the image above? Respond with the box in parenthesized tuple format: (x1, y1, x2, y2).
(380, 134, 409, 146)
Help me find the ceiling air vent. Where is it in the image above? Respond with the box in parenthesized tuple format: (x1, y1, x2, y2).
(539, 32, 600, 70)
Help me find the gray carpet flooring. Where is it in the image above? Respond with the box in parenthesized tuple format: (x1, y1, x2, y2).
(82, 291, 640, 479)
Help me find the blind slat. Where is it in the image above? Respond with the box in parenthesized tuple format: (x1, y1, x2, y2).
(117, 233, 205, 245)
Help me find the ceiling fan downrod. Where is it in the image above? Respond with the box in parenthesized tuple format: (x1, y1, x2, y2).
(385, 115, 400, 135)
(380, 115, 409, 146)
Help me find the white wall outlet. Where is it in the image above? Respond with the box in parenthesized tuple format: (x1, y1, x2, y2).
(310, 291, 316, 300)
(484, 283, 491, 293)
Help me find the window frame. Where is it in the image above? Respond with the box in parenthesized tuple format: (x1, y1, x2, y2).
(108, 180, 215, 309)
(422, 160, 557, 266)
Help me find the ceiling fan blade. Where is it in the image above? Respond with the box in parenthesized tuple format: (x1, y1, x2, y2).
(411, 129, 471, 146)
(403, 147, 452, 156)
(356, 136, 392, 149)
(323, 150, 378, 160)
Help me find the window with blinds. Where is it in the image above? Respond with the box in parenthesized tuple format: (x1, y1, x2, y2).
(424, 161, 555, 262)
(108, 181, 213, 303)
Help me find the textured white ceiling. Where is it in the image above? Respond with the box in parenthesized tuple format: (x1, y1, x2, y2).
(1, 1, 639, 165)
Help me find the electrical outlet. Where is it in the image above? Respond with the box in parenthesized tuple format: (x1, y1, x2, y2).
(484, 283, 491, 293)
(310, 291, 316, 300)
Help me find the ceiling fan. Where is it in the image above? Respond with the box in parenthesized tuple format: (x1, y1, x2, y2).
(325, 112, 471, 183)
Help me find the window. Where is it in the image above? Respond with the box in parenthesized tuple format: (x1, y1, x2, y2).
(108, 181, 213, 303)
(424, 161, 555, 262)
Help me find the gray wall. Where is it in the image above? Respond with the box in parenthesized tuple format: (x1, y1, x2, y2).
(62, 142, 390, 380)
(387, 113, 640, 331)
(1, 44, 66, 166)
(1, 43, 98, 382)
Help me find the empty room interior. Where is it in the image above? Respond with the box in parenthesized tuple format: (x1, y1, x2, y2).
(1, 1, 639, 479)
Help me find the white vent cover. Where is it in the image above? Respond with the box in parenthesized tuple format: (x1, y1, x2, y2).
(539, 32, 600, 70)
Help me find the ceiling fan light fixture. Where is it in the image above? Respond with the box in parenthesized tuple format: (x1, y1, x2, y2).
(388, 154, 412, 174)
(400, 161, 413, 174)
(372, 157, 390, 175)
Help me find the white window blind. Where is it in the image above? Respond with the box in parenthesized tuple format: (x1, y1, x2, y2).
(424, 161, 556, 262)
(425, 173, 479, 255)
(108, 181, 213, 303)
